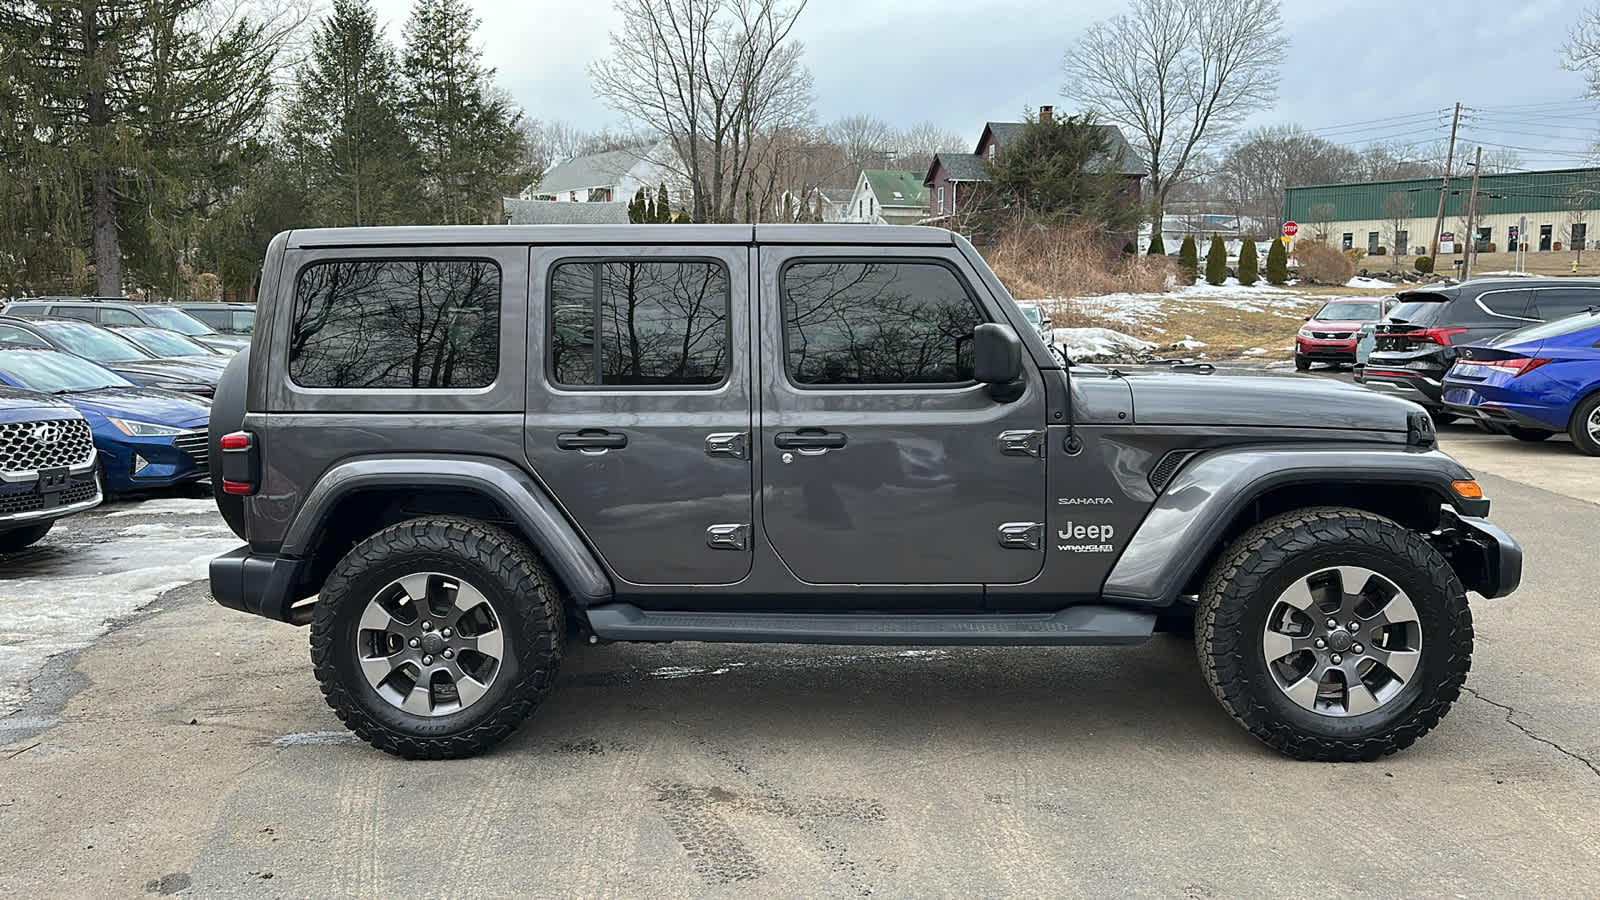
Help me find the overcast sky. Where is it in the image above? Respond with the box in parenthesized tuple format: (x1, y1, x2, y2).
(366, 0, 1597, 171)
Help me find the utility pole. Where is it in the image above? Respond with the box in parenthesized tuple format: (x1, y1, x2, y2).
(1430, 102, 1463, 259)
(1462, 146, 1483, 281)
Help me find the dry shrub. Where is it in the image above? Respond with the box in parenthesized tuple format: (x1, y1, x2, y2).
(985, 224, 1170, 301)
(1295, 241, 1357, 285)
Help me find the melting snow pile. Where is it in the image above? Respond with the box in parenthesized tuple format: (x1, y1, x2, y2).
(1053, 327, 1157, 363)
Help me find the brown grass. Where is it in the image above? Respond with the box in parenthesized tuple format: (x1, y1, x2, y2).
(986, 224, 1171, 300)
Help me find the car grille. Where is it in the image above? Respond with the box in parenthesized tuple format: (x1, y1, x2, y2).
(0, 418, 95, 475)
(1312, 331, 1354, 339)
(0, 477, 98, 516)
(173, 429, 208, 470)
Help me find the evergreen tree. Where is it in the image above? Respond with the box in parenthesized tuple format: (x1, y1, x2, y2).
(1237, 236, 1259, 286)
(657, 183, 672, 222)
(1266, 237, 1289, 285)
(1178, 235, 1199, 284)
(1147, 232, 1165, 256)
(1205, 234, 1228, 285)
(400, 0, 524, 224)
(977, 111, 1140, 233)
(285, 0, 417, 227)
(628, 187, 647, 223)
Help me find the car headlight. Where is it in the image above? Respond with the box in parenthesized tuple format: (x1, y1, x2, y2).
(107, 417, 184, 436)
(1297, 327, 1316, 338)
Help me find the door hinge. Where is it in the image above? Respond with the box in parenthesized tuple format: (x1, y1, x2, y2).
(997, 522, 1044, 551)
(705, 432, 749, 459)
(705, 523, 750, 551)
(997, 429, 1043, 458)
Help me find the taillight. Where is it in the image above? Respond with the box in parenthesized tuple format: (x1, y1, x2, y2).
(1476, 357, 1552, 376)
(1414, 327, 1468, 346)
(220, 432, 251, 451)
(219, 430, 258, 495)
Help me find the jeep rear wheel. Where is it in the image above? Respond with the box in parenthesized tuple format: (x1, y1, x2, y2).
(1196, 507, 1472, 762)
(310, 517, 564, 759)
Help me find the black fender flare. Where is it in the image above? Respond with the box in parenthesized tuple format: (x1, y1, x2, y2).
(1101, 444, 1484, 606)
(281, 455, 613, 606)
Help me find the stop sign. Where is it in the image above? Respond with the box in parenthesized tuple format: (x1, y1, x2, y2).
(1283, 221, 1299, 237)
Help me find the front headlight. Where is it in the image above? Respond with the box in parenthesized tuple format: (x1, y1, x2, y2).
(1297, 327, 1316, 338)
(107, 417, 183, 437)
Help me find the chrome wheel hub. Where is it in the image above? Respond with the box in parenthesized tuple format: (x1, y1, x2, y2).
(355, 573, 505, 717)
(1261, 566, 1423, 718)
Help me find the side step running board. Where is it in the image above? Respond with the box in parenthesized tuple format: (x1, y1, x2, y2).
(583, 603, 1155, 647)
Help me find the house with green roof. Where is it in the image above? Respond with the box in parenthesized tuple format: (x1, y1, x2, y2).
(845, 169, 930, 225)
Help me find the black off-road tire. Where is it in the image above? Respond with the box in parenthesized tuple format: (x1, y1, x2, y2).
(1293, 355, 1311, 372)
(1568, 392, 1600, 456)
(0, 522, 52, 553)
(1505, 425, 1553, 442)
(1196, 507, 1472, 762)
(310, 517, 564, 759)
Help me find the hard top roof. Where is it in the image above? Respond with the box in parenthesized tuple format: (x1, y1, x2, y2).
(283, 223, 959, 250)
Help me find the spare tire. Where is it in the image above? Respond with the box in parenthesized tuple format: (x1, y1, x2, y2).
(210, 347, 250, 539)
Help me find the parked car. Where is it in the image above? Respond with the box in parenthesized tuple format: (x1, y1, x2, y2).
(1014, 301, 1054, 342)
(104, 324, 230, 369)
(0, 316, 220, 395)
(0, 386, 101, 551)
(2, 298, 248, 354)
(1441, 309, 1600, 453)
(0, 346, 210, 493)
(1357, 278, 1600, 419)
(1294, 297, 1392, 370)
(170, 301, 255, 336)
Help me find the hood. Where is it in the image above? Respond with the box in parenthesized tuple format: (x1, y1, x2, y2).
(110, 358, 221, 388)
(0, 385, 75, 416)
(1123, 372, 1419, 432)
(194, 334, 248, 352)
(1305, 318, 1368, 330)
(59, 387, 210, 429)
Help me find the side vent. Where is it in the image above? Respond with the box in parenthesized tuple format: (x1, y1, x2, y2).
(1149, 450, 1196, 493)
(1406, 410, 1437, 448)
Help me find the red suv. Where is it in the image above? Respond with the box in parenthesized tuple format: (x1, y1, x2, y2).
(1295, 298, 1391, 371)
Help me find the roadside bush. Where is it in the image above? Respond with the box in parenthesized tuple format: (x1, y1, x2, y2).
(1344, 247, 1366, 264)
(1414, 255, 1434, 274)
(1296, 241, 1357, 285)
(1178, 235, 1198, 284)
(1147, 232, 1165, 256)
(984, 223, 1170, 304)
(1203, 234, 1226, 285)
(1237, 236, 1259, 286)
(1265, 238, 1288, 285)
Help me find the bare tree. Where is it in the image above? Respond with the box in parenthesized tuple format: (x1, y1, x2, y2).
(1063, 0, 1285, 229)
(828, 114, 894, 174)
(1478, 147, 1524, 174)
(1308, 202, 1337, 242)
(890, 121, 968, 175)
(1383, 191, 1411, 261)
(1353, 141, 1441, 181)
(1565, 5, 1600, 97)
(1215, 124, 1359, 232)
(589, 0, 814, 223)
(1570, 186, 1596, 264)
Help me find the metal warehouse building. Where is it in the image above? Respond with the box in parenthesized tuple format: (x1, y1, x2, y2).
(1283, 167, 1600, 257)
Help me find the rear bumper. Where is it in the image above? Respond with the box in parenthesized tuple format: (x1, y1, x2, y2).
(1434, 509, 1522, 599)
(209, 545, 309, 623)
(1357, 367, 1446, 408)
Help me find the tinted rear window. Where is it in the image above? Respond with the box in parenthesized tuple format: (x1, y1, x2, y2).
(1385, 293, 1450, 324)
(1530, 288, 1600, 321)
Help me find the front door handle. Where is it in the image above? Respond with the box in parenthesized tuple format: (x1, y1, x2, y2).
(773, 429, 847, 451)
(557, 429, 627, 452)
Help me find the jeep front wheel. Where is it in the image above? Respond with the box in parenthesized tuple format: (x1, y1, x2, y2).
(1196, 507, 1472, 762)
(310, 517, 564, 759)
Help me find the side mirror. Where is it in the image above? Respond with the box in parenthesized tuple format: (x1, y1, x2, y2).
(973, 322, 1023, 386)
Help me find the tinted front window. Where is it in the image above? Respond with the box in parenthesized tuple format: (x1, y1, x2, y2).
(549, 260, 729, 387)
(783, 261, 983, 386)
(51, 306, 97, 323)
(231, 310, 255, 334)
(36, 321, 151, 363)
(0, 349, 133, 392)
(1316, 301, 1381, 320)
(98, 307, 142, 326)
(291, 258, 501, 389)
(1530, 288, 1600, 321)
(1478, 289, 1533, 319)
(187, 308, 228, 327)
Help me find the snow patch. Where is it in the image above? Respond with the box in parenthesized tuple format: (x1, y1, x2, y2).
(272, 731, 358, 747)
(1053, 327, 1157, 363)
(1346, 276, 1396, 289)
(1243, 347, 1269, 355)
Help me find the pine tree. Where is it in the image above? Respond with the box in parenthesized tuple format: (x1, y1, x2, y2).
(1205, 234, 1228, 285)
(657, 183, 672, 222)
(285, 0, 418, 227)
(1266, 238, 1289, 285)
(980, 111, 1140, 233)
(1237, 236, 1259, 286)
(1147, 232, 1165, 256)
(1178, 235, 1199, 284)
(400, 0, 524, 224)
(629, 187, 647, 223)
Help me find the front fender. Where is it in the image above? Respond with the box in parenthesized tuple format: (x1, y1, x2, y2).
(1101, 444, 1483, 606)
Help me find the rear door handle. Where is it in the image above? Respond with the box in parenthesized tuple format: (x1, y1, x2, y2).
(773, 429, 847, 450)
(557, 430, 627, 451)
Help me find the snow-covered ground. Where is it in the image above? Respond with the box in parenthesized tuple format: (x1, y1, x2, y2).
(0, 498, 236, 716)
(1059, 281, 1313, 333)
(1052, 327, 1157, 362)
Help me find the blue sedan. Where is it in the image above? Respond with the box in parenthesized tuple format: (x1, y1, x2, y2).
(0, 346, 210, 492)
(1441, 309, 1600, 455)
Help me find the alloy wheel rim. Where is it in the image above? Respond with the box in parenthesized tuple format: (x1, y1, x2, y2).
(1260, 566, 1422, 718)
(355, 572, 505, 717)
(1588, 407, 1600, 443)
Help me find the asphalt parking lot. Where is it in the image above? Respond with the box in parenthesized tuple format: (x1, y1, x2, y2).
(2, 420, 1599, 897)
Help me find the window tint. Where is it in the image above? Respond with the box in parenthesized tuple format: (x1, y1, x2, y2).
(0, 325, 47, 347)
(231, 310, 255, 334)
(52, 306, 97, 323)
(549, 260, 729, 387)
(98, 307, 142, 326)
(187, 308, 228, 327)
(290, 258, 500, 389)
(783, 261, 984, 386)
(1531, 288, 1600, 321)
(1478, 289, 1532, 319)
(1385, 293, 1451, 324)
(1499, 309, 1600, 342)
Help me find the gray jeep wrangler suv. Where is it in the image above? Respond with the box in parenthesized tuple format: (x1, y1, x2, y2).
(208, 225, 1521, 761)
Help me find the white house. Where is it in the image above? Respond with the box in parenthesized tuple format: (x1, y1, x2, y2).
(843, 170, 930, 225)
(522, 140, 687, 206)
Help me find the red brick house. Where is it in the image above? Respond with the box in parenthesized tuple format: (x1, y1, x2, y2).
(922, 107, 1146, 223)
